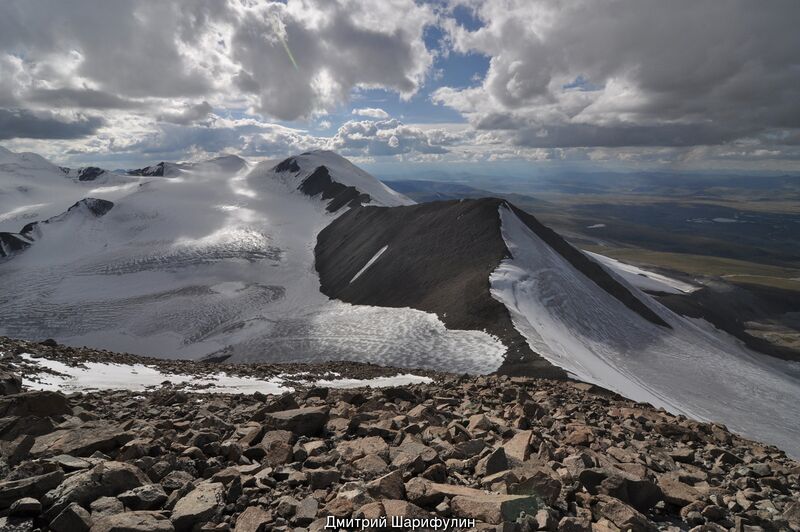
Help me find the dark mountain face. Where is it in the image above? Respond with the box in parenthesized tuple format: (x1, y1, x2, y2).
(127, 162, 166, 176)
(273, 157, 301, 173)
(76, 167, 106, 181)
(314, 198, 566, 378)
(315, 198, 671, 377)
(298, 166, 371, 213)
(0, 233, 31, 258)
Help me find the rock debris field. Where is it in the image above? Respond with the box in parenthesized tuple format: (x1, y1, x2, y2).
(0, 337, 798, 531)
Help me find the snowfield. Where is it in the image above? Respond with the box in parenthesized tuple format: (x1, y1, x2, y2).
(18, 353, 432, 395)
(491, 204, 800, 457)
(0, 148, 505, 373)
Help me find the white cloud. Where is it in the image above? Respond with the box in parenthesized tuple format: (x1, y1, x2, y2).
(352, 107, 390, 119)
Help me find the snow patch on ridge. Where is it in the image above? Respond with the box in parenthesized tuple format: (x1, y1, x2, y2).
(18, 353, 432, 395)
(584, 250, 700, 295)
(20, 354, 290, 395)
(490, 204, 800, 457)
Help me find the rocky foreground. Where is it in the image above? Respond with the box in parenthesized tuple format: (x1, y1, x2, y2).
(0, 340, 799, 531)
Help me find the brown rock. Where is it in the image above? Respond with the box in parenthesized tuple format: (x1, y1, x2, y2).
(382, 499, 431, 523)
(353, 454, 389, 475)
(9, 497, 42, 517)
(337, 436, 390, 461)
(476, 447, 509, 477)
(557, 516, 592, 531)
(263, 441, 294, 467)
(367, 470, 405, 500)
(451, 492, 541, 525)
(50, 502, 92, 532)
(307, 468, 341, 489)
(263, 407, 329, 436)
(234, 506, 272, 532)
(90, 511, 175, 532)
(31, 423, 134, 457)
(658, 476, 701, 508)
(509, 469, 562, 505)
(170, 482, 224, 532)
(0, 469, 65, 510)
(326, 497, 354, 518)
(43, 462, 148, 517)
(593, 494, 658, 532)
(0, 390, 71, 418)
(0, 372, 22, 396)
(404, 478, 488, 507)
(502, 430, 533, 462)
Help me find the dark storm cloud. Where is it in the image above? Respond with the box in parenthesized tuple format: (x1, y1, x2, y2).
(437, 0, 800, 149)
(513, 123, 746, 149)
(27, 88, 142, 110)
(0, 108, 104, 140)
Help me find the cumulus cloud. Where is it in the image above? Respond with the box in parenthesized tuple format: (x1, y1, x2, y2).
(0, 0, 434, 123)
(229, 0, 435, 120)
(436, 0, 800, 150)
(330, 119, 465, 156)
(157, 101, 214, 125)
(0, 0, 798, 169)
(352, 107, 390, 119)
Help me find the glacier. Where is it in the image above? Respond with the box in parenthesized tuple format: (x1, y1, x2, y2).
(491, 204, 800, 457)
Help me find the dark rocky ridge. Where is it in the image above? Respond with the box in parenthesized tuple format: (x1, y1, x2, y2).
(299, 166, 371, 213)
(128, 162, 166, 177)
(274, 156, 373, 213)
(0, 233, 31, 258)
(315, 198, 669, 378)
(0, 199, 113, 259)
(0, 338, 797, 531)
(315, 198, 561, 379)
(76, 167, 106, 181)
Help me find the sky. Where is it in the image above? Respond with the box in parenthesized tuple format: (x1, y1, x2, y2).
(0, 0, 799, 174)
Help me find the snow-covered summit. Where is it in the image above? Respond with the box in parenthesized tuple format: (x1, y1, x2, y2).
(128, 154, 248, 177)
(269, 150, 414, 208)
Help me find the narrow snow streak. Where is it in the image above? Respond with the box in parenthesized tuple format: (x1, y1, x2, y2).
(350, 245, 388, 283)
(490, 205, 800, 457)
(584, 250, 700, 294)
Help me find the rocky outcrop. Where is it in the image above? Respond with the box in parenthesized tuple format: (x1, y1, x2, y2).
(0, 372, 21, 395)
(0, 341, 797, 531)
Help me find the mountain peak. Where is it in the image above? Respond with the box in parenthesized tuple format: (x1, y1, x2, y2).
(270, 151, 413, 209)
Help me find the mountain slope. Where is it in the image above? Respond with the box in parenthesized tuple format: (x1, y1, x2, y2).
(316, 198, 800, 456)
(0, 148, 504, 372)
(1, 146, 798, 456)
(0, 146, 138, 233)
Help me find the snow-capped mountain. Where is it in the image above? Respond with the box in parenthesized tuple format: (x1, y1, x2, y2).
(0, 145, 140, 235)
(0, 148, 505, 373)
(1, 146, 798, 456)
